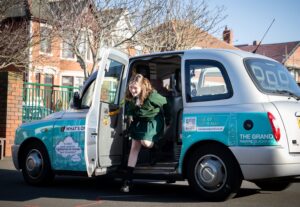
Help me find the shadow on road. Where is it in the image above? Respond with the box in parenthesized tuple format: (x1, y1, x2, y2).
(0, 167, 262, 203)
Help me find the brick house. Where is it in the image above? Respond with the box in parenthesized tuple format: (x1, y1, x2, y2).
(237, 41, 300, 84)
(2, 0, 90, 87)
(3, 0, 136, 87)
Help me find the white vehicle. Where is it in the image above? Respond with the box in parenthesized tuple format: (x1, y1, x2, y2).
(12, 48, 300, 201)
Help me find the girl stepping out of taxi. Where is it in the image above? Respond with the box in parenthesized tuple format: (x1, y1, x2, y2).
(121, 73, 167, 192)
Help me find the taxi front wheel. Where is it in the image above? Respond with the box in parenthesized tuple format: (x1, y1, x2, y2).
(21, 142, 54, 186)
(187, 144, 242, 201)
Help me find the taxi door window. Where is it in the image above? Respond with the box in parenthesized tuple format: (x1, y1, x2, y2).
(100, 59, 124, 104)
(185, 60, 233, 102)
(81, 81, 96, 108)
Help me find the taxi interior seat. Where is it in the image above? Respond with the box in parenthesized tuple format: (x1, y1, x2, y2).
(158, 69, 183, 161)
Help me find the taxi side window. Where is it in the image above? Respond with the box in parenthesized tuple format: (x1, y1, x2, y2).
(100, 59, 124, 104)
(185, 60, 233, 102)
(81, 81, 96, 108)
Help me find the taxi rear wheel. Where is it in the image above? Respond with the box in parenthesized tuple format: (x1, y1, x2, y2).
(187, 144, 242, 201)
(21, 142, 54, 186)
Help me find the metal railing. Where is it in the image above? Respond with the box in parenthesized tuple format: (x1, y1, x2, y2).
(22, 82, 79, 123)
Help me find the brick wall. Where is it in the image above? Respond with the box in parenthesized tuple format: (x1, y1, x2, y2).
(0, 71, 23, 156)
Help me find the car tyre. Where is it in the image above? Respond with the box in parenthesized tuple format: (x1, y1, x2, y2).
(21, 142, 54, 186)
(187, 144, 242, 201)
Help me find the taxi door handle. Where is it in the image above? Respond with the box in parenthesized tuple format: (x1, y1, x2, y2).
(104, 108, 120, 116)
(109, 109, 120, 116)
(91, 132, 98, 136)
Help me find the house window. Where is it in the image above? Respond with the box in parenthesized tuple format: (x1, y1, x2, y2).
(87, 45, 92, 61)
(62, 76, 84, 89)
(61, 30, 93, 61)
(35, 73, 41, 83)
(44, 74, 54, 85)
(44, 74, 54, 109)
(78, 31, 92, 61)
(35, 73, 41, 96)
(78, 33, 87, 58)
(289, 68, 299, 82)
(62, 76, 74, 86)
(62, 41, 75, 59)
(74, 77, 84, 89)
(40, 26, 52, 54)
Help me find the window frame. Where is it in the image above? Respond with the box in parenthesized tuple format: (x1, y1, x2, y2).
(40, 25, 52, 55)
(80, 79, 96, 109)
(61, 41, 76, 60)
(78, 30, 93, 62)
(100, 59, 125, 104)
(60, 29, 93, 62)
(185, 59, 233, 102)
(61, 76, 74, 86)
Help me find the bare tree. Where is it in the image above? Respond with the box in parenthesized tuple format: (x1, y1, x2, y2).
(0, 0, 57, 71)
(136, 0, 226, 52)
(45, 0, 164, 79)
(0, 0, 30, 70)
(1, 0, 225, 75)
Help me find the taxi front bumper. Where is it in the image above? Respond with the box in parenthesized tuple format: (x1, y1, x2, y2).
(11, 145, 20, 170)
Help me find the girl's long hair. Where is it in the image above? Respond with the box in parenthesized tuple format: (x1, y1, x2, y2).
(125, 73, 153, 105)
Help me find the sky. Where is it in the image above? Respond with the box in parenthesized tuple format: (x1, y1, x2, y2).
(208, 0, 300, 45)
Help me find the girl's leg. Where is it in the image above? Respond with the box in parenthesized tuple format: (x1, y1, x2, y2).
(127, 139, 142, 167)
(121, 139, 142, 192)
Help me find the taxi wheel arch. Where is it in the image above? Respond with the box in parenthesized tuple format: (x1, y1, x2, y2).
(20, 139, 54, 186)
(186, 142, 243, 201)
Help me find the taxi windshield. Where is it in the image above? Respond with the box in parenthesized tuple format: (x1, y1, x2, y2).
(245, 58, 300, 98)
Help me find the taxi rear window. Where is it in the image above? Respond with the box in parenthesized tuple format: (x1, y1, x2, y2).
(244, 58, 300, 96)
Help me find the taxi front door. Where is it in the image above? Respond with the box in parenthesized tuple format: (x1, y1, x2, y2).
(85, 48, 128, 177)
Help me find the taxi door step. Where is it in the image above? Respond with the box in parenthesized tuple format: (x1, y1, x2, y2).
(134, 162, 178, 173)
(136, 161, 178, 169)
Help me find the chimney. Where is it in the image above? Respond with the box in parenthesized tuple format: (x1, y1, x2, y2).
(253, 40, 260, 46)
(223, 26, 233, 45)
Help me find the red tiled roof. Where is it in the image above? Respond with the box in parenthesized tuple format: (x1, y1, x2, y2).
(236, 41, 300, 63)
(165, 20, 239, 50)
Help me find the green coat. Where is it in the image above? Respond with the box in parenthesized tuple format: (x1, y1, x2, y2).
(126, 91, 167, 141)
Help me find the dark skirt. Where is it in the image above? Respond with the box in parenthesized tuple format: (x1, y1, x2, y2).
(129, 115, 164, 142)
